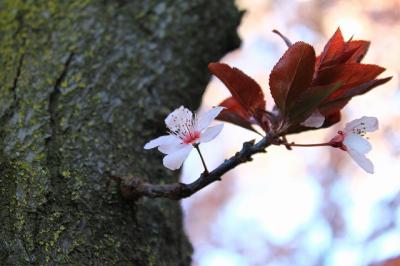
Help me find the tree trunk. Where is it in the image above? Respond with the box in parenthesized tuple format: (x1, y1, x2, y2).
(0, 1, 240, 265)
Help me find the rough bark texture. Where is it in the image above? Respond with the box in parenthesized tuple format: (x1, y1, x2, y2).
(0, 1, 240, 265)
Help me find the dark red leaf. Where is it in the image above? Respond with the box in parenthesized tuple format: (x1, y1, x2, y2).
(208, 63, 265, 114)
(269, 42, 316, 114)
(319, 98, 350, 116)
(328, 43, 364, 66)
(316, 29, 370, 71)
(345, 40, 370, 63)
(319, 77, 392, 115)
(318, 41, 370, 69)
(312, 63, 385, 100)
(218, 97, 250, 120)
(315, 28, 345, 70)
(311, 29, 391, 116)
(216, 97, 258, 132)
(334, 76, 392, 99)
(287, 83, 342, 127)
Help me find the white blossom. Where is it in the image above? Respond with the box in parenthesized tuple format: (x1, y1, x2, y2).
(331, 116, 378, 174)
(144, 106, 224, 170)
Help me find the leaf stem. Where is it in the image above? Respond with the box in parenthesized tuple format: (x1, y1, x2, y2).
(286, 142, 331, 147)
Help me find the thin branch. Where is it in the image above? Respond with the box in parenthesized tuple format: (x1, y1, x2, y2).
(194, 144, 209, 175)
(273, 138, 332, 148)
(114, 133, 276, 200)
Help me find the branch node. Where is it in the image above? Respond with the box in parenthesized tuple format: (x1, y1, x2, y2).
(119, 176, 144, 200)
(243, 139, 255, 149)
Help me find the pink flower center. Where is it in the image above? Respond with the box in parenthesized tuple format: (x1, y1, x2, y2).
(182, 131, 200, 144)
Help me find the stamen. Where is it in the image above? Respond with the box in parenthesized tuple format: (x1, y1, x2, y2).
(352, 122, 367, 136)
(167, 108, 196, 142)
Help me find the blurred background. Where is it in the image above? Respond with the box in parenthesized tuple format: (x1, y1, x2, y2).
(181, 0, 400, 265)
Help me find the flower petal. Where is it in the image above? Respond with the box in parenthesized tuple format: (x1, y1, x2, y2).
(195, 106, 225, 131)
(346, 148, 374, 174)
(343, 134, 372, 154)
(344, 116, 378, 133)
(144, 135, 179, 149)
(165, 106, 194, 132)
(198, 124, 224, 143)
(158, 141, 182, 154)
(300, 110, 325, 128)
(162, 144, 193, 170)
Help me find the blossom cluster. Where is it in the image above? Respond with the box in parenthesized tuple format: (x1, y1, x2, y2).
(144, 28, 390, 175)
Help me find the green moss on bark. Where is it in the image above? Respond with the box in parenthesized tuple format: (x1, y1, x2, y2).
(0, 0, 240, 265)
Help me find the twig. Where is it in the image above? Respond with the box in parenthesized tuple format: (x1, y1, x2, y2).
(286, 142, 331, 147)
(114, 133, 276, 200)
(273, 137, 331, 148)
(194, 144, 209, 175)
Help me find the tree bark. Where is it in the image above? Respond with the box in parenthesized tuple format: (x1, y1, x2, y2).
(0, 1, 240, 265)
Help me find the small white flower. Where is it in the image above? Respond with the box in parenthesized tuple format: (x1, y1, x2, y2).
(144, 106, 224, 170)
(330, 116, 378, 174)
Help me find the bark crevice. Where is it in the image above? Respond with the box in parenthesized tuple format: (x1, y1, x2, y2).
(45, 52, 74, 179)
(0, 53, 24, 132)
